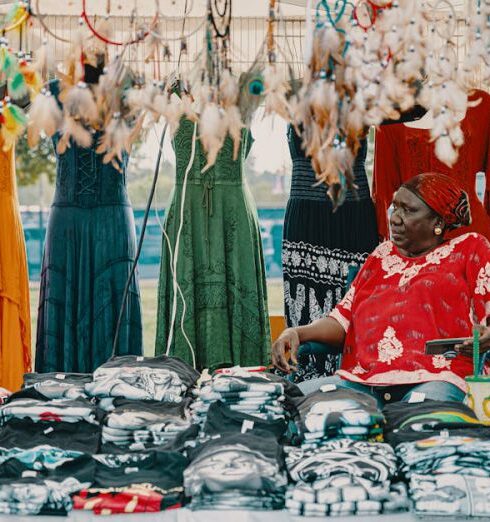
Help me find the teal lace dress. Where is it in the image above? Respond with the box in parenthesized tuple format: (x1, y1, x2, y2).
(35, 84, 143, 372)
(155, 119, 271, 371)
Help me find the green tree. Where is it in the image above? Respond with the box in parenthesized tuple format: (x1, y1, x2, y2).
(15, 135, 56, 187)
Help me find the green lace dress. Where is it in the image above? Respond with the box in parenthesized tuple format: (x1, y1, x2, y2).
(155, 118, 271, 370)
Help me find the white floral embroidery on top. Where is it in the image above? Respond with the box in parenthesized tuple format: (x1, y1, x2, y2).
(351, 363, 368, 375)
(379, 234, 471, 286)
(372, 241, 393, 259)
(475, 262, 490, 296)
(432, 355, 452, 370)
(377, 327, 404, 365)
(340, 285, 356, 311)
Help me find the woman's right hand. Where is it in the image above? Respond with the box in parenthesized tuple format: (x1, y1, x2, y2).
(272, 328, 300, 374)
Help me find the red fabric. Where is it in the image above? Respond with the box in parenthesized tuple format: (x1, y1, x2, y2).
(373, 89, 490, 241)
(73, 485, 179, 515)
(329, 233, 490, 391)
(402, 173, 471, 229)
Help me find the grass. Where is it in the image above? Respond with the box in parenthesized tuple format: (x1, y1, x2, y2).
(29, 279, 284, 357)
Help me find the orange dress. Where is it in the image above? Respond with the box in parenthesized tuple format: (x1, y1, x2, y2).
(0, 145, 31, 391)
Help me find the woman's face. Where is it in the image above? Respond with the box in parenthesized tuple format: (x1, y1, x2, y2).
(390, 187, 441, 256)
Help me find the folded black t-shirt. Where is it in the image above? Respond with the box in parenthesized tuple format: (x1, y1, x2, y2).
(187, 431, 284, 466)
(23, 373, 93, 386)
(204, 401, 287, 440)
(382, 400, 489, 445)
(99, 355, 200, 389)
(93, 450, 187, 491)
(0, 418, 101, 453)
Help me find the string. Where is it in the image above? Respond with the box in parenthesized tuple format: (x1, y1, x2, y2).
(165, 121, 198, 368)
(111, 123, 168, 358)
(151, 125, 196, 367)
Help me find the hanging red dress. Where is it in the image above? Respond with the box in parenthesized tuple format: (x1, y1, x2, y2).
(373, 89, 490, 241)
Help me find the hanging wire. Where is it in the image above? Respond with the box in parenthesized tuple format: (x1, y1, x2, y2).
(111, 123, 168, 358)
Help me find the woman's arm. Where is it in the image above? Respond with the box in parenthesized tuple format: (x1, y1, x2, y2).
(272, 317, 346, 373)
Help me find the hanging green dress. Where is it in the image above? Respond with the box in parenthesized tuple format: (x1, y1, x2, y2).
(155, 118, 271, 371)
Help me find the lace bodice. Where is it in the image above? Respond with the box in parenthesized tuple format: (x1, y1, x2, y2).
(173, 118, 253, 185)
(51, 134, 130, 208)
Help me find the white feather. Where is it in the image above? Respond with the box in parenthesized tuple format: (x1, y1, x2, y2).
(28, 91, 62, 146)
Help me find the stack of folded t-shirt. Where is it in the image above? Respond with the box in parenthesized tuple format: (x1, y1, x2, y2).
(73, 450, 187, 515)
(101, 398, 193, 450)
(285, 388, 409, 516)
(0, 417, 101, 454)
(292, 388, 385, 447)
(22, 373, 92, 400)
(0, 394, 100, 425)
(85, 355, 200, 409)
(0, 454, 95, 515)
(383, 399, 490, 446)
(396, 435, 490, 517)
(285, 438, 409, 516)
(184, 432, 287, 510)
(191, 370, 302, 423)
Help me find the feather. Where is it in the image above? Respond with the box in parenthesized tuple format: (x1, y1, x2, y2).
(127, 114, 145, 153)
(0, 45, 15, 76)
(19, 61, 42, 95)
(33, 41, 49, 78)
(263, 64, 290, 121)
(181, 93, 198, 123)
(199, 102, 226, 172)
(64, 82, 99, 125)
(7, 71, 28, 101)
(96, 114, 131, 169)
(224, 105, 244, 160)
(434, 134, 457, 167)
(126, 87, 145, 113)
(152, 92, 168, 116)
(1, 101, 27, 150)
(57, 117, 92, 154)
(449, 124, 464, 148)
(319, 26, 341, 56)
(27, 90, 63, 146)
(162, 94, 183, 136)
(219, 69, 239, 107)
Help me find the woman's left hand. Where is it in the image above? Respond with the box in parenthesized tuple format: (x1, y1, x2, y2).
(454, 325, 490, 357)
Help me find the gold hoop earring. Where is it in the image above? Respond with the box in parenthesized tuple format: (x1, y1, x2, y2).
(434, 226, 443, 236)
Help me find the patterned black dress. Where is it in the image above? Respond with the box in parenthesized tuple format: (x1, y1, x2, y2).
(282, 126, 379, 381)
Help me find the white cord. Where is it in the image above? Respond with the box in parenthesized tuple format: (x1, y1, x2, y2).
(155, 122, 197, 367)
(152, 128, 196, 368)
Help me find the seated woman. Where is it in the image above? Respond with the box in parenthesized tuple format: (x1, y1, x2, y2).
(272, 173, 490, 404)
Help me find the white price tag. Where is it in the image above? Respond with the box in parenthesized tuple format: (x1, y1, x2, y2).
(408, 392, 426, 403)
(22, 471, 38, 478)
(241, 420, 255, 433)
(320, 384, 337, 393)
(43, 427, 54, 434)
(136, 356, 144, 362)
(55, 374, 66, 380)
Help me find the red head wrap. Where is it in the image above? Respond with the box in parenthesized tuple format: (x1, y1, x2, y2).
(401, 173, 472, 229)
